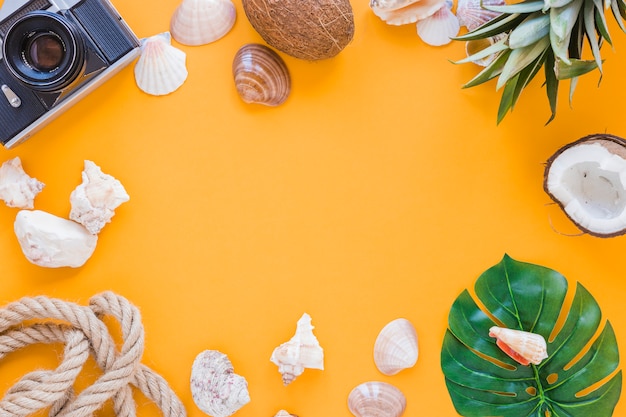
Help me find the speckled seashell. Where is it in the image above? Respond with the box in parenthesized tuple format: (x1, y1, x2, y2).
(456, 0, 504, 31)
(0, 157, 44, 209)
(465, 34, 505, 66)
(170, 0, 236, 46)
(348, 382, 406, 417)
(370, 0, 446, 25)
(14, 210, 98, 268)
(416, 1, 459, 46)
(233, 44, 291, 107)
(270, 313, 324, 385)
(489, 326, 549, 366)
(191, 350, 250, 417)
(134, 32, 188, 96)
(69, 160, 129, 235)
(373, 318, 418, 376)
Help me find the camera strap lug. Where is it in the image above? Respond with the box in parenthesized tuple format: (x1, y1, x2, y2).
(1, 85, 22, 107)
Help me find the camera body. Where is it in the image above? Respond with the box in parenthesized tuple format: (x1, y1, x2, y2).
(0, 0, 140, 148)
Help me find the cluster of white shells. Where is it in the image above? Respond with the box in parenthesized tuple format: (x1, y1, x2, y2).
(0, 158, 128, 268)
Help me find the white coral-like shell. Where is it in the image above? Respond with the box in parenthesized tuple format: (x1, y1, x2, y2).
(456, 0, 504, 30)
(373, 318, 418, 376)
(170, 0, 236, 46)
(134, 32, 188, 96)
(348, 381, 406, 417)
(270, 313, 324, 385)
(370, 0, 446, 25)
(14, 210, 98, 268)
(0, 157, 44, 209)
(190, 350, 250, 417)
(489, 326, 549, 366)
(416, 2, 460, 46)
(69, 160, 129, 235)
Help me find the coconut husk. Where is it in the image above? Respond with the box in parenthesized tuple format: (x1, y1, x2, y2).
(242, 0, 355, 60)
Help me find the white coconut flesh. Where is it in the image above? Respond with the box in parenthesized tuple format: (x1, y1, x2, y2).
(546, 142, 626, 235)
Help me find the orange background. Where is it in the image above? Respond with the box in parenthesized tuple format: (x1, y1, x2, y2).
(1, 0, 626, 415)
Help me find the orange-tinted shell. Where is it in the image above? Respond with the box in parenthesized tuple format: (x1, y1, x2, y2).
(489, 326, 548, 366)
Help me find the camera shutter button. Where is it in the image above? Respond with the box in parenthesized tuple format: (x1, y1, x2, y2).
(1, 85, 22, 108)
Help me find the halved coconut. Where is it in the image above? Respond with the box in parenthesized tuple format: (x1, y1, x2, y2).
(544, 134, 626, 237)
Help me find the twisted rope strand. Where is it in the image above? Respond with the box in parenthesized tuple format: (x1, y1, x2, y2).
(0, 292, 186, 417)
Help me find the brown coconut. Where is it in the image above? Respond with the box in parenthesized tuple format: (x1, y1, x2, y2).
(242, 0, 355, 60)
(544, 133, 626, 238)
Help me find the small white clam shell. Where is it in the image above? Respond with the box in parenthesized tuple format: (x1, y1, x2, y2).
(134, 32, 188, 96)
(69, 160, 129, 235)
(371, 0, 446, 25)
(456, 0, 504, 30)
(270, 313, 324, 385)
(416, 2, 460, 46)
(190, 350, 250, 417)
(170, 0, 236, 46)
(348, 381, 406, 417)
(14, 210, 98, 268)
(374, 318, 418, 376)
(0, 157, 44, 209)
(489, 326, 549, 366)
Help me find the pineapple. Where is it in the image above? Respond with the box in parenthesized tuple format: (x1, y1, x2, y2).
(455, 0, 626, 123)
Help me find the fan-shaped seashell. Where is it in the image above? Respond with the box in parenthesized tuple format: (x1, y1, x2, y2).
(373, 318, 418, 376)
(69, 160, 129, 235)
(489, 326, 548, 366)
(456, 0, 504, 31)
(465, 34, 505, 66)
(270, 313, 324, 385)
(0, 157, 44, 209)
(134, 32, 188, 96)
(191, 350, 251, 417)
(170, 0, 236, 46)
(416, 2, 460, 46)
(14, 210, 98, 268)
(370, 0, 446, 25)
(233, 44, 291, 107)
(348, 381, 406, 417)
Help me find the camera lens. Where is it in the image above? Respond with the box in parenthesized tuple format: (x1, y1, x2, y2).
(2, 11, 85, 92)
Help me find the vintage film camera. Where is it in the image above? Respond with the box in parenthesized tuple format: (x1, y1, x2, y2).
(0, 0, 140, 148)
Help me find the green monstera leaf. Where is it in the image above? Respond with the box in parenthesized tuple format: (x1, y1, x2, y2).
(441, 254, 622, 417)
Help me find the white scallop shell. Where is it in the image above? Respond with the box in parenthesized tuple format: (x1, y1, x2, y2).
(348, 382, 406, 417)
(416, 2, 460, 46)
(134, 32, 188, 96)
(373, 318, 418, 376)
(456, 0, 504, 31)
(371, 0, 447, 25)
(69, 160, 129, 235)
(489, 326, 549, 366)
(190, 350, 250, 417)
(270, 313, 324, 385)
(170, 0, 236, 46)
(0, 157, 44, 209)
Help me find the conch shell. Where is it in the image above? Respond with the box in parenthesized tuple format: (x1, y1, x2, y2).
(348, 381, 406, 417)
(489, 326, 549, 366)
(170, 0, 236, 45)
(69, 160, 129, 235)
(14, 210, 98, 268)
(0, 157, 44, 209)
(270, 313, 324, 385)
(190, 350, 250, 417)
(373, 318, 418, 376)
(134, 32, 188, 96)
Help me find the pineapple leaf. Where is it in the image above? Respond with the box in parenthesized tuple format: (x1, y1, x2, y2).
(569, 77, 579, 106)
(513, 48, 548, 98)
(509, 13, 551, 48)
(550, 0, 584, 42)
(610, 0, 626, 32)
(543, 0, 575, 12)
(454, 13, 525, 40)
(584, 0, 604, 72)
(496, 36, 550, 90)
(452, 38, 509, 64)
(484, 0, 544, 13)
(544, 50, 559, 124)
(497, 74, 520, 124)
(555, 58, 599, 79)
(463, 50, 512, 88)
(593, 0, 613, 45)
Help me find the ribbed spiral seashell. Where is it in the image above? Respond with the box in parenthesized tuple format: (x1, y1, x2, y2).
(489, 326, 549, 366)
(348, 381, 406, 417)
(190, 350, 251, 417)
(373, 318, 418, 376)
(232, 43, 291, 107)
(134, 32, 188, 96)
(456, 0, 504, 30)
(170, 0, 236, 45)
(0, 157, 44, 209)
